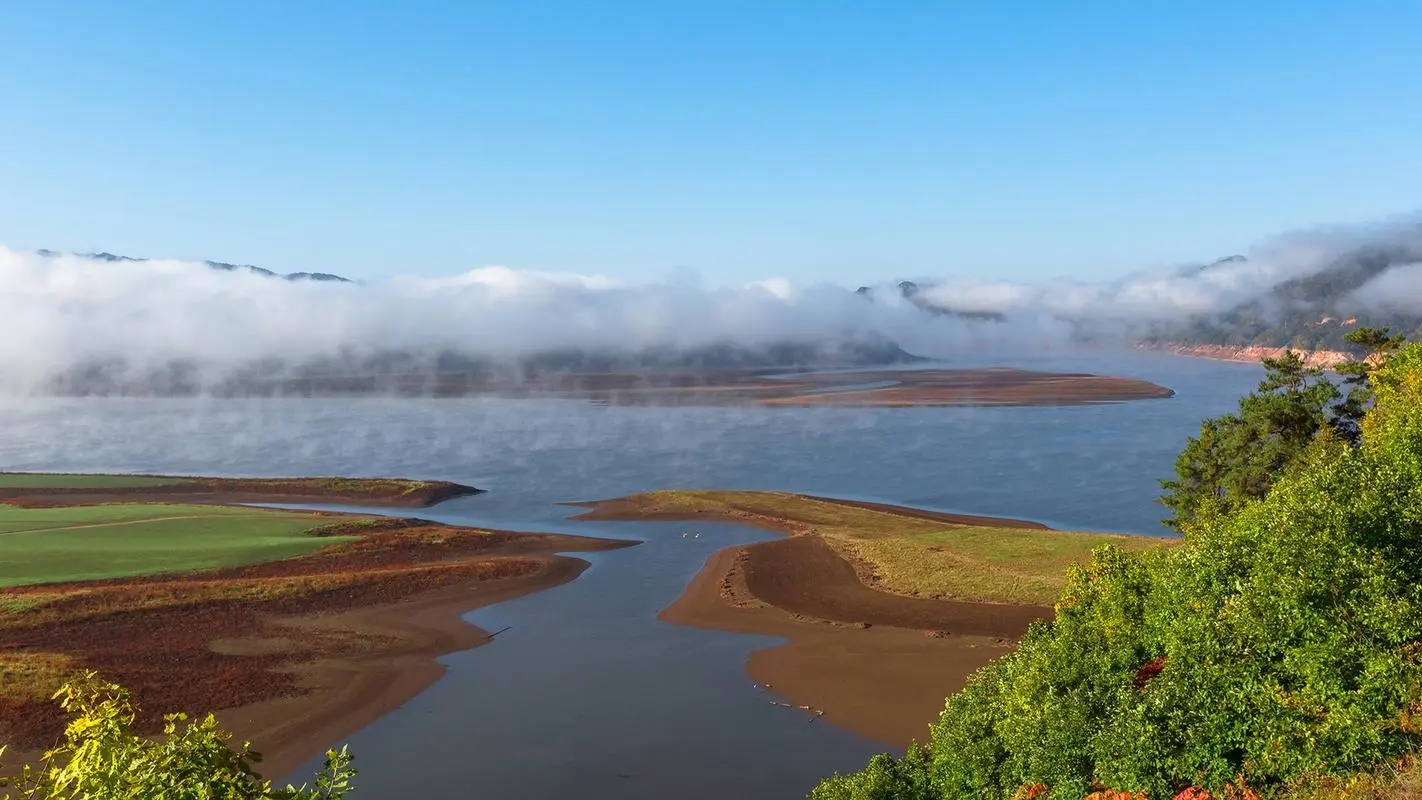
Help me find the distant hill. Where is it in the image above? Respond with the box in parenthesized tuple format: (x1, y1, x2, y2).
(35, 249, 353, 283)
(1144, 241, 1422, 352)
(21, 248, 925, 395)
(855, 280, 1007, 322)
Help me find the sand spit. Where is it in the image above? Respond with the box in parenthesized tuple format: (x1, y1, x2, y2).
(574, 493, 1054, 748)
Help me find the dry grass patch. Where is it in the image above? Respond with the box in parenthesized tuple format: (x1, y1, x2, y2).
(0, 652, 80, 701)
(581, 490, 1176, 606)
(843, 527, 1167, 605)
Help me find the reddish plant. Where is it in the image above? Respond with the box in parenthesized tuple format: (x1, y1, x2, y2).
(1133, 656, 1167, 688)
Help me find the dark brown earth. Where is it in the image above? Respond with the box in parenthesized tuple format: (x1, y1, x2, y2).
(662, 539, 1049, 748)
(743, 536, 1049, 636)
(0, 511, 633, 777)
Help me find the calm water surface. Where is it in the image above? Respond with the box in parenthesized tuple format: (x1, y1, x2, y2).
(0, 352, 1261, 798)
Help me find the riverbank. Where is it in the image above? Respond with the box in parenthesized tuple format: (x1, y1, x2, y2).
(0, 473, 484, 508)
(572, 491, 1169, 747)
(1136, 341, 1354, 369)
(0, 475, 634, 776)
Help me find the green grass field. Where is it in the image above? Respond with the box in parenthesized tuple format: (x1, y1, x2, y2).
(0, 504, 356, 587)
(591, 490, 1172, 605)
(0, 473, 192, 489)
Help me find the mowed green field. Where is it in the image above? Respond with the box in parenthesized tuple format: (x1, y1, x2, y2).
(0, 473, 192, 489)
(0, 504, 355, 587)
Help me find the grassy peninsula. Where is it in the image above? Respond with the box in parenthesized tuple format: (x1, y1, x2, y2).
(573, 490, 1168, 606)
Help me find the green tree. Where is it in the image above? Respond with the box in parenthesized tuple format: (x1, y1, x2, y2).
(815, 342, 1422, 799)
(1160, 349, 1339, 530)
(1, 674, 355, 800)
(1329, 326, 1407, 443)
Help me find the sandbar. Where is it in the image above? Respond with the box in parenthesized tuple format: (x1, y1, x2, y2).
(572, 492, 1057, 748)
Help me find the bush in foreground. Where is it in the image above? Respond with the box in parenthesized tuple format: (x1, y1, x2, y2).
(1, 673, 354, 799)
(814, 343, 1422, 799)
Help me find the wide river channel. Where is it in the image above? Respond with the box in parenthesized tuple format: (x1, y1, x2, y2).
(0, 351, 1263, 798)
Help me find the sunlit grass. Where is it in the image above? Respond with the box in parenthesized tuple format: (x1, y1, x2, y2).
(0, 651, 80, 701)
(0, 504, 360, 587)
(594, 490, 1175, 605)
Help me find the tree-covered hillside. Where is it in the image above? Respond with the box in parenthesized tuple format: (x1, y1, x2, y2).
(814, 340, 1422, 799)
(1148, 245, 1422, 352)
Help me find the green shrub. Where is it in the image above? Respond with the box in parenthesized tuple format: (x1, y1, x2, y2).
(1, 673, 355, 799)
(815, 343, 1422, 799)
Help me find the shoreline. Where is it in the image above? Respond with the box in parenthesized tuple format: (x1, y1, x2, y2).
(1136, 341, 1353, 370)
(568, 492, 1048, 531)
(1, 538, 632, 778)
(660, 539, 1046, 748)
(572, 491, 1057, 748)
(221, 553, 595, 778)
(0, 481, 635, 778)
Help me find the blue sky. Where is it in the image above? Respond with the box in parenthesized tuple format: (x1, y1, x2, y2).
(2, 2, 1419, 287)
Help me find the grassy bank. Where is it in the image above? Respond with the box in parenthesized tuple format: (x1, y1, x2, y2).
(573, 490, 1169, 605)
(0, 503, 359, 586)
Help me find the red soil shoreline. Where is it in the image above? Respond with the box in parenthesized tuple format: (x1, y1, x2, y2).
(0, 490, 632, 778)
(1136, 341, 1353, 369)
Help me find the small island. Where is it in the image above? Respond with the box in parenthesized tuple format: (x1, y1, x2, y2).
(0, 473, 633, 776)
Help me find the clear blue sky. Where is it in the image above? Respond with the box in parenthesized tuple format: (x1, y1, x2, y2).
(2, 2, 1419, 286)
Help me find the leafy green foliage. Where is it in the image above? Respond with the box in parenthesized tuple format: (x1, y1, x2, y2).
(0, 674, 355, 799)
(815, 343, 1422, 799)
(1329, 327, 1408, 444)
(1160, 349, 1340, 529)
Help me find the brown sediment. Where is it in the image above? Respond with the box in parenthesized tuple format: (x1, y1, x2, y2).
(0, 476, 482, 509)
(593, 490, 1057, 746)
(661, 539, 1050, 748)
(234, 367, 1174, 407)
(0, 518, 634, 775)
(569, 491, 1047, 531)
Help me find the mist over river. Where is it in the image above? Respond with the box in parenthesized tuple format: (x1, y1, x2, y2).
(0, 352, 1263, 798)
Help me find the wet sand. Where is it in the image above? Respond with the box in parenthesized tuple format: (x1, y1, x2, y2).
(662, 540, 1048, 748)
(217, 553, 594, 777)
(580, 492, 1055, 748)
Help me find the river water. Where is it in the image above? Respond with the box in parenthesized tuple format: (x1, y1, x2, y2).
(0, 351, 1262, 798)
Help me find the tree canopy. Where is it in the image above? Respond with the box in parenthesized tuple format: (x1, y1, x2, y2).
(1160, 328, 1407, 530)
(815, 341, 1422, 799)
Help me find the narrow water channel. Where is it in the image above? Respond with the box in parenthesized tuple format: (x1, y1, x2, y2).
(285, 515, 883, 799)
